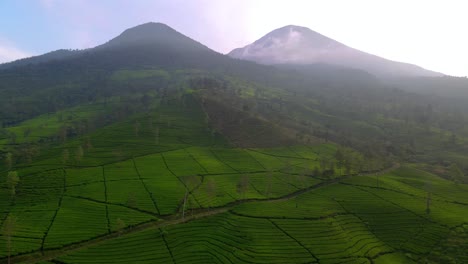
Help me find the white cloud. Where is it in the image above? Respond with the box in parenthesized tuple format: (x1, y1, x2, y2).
(0, 40, 32, 64)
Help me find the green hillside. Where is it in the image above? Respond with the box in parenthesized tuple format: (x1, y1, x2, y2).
(0, 23, 467, 263)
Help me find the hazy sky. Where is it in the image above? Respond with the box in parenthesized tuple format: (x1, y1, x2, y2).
(0, 0, 466, 76)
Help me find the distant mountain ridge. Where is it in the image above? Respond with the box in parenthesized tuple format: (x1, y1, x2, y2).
(229, 25, 443, 77)
(0, 22, 214, 70)
(0, 49, 82, 70)
(98, 22, 211, 51)
(1, 23, 443, 78)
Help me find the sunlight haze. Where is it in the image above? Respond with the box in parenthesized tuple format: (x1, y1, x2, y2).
(0, 0, 466, 76)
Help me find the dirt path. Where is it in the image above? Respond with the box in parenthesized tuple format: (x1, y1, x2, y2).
(5, 164, 401, 264)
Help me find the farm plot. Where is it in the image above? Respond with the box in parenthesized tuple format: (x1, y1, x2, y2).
(66, 167, 103, 186)
(43, 196, 108, 249)
(273, 215, 392, 261)
(248, 145, 333, 175)
(104, 160, 139, 181)
(105, 179, 157, 213)
(288, 145, 320, 160)
(14, 170, 63, 210)
(248, 172, 298, 197)
(0, 236, 41, 258)
(192, 174, 264, 208)
(341, 174, 427, 198)
(162, 149, 207, 176)
(65, 167, 105, 201)
(107, 204, 157, 231)
(163, 213, 315, 264)
(392, 167, 468, 204)
(233, 192, 344, 219)
(134, 153, 188, 215)
(315, 184, 426, 250)
(0, 207, 54, 258)
(211, 148, 265, 172)
(5, 209, 55, 239)
(250, 147, 304, 159)
(104, 159, 158, 213)
(359, 185, 467, 227)
(57, 228, 172, 264)
(186, 147, 236, 174)
(244, 149, 288, 171)
(65, 182, 105, 201)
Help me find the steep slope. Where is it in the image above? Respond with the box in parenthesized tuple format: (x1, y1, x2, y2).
(229, 25, 442, 77)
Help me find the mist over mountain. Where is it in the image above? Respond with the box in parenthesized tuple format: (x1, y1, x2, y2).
(0, 21, 468, 264)
(229, 25, 443, 78)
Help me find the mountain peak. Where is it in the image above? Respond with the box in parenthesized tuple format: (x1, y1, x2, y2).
(228, 25, 442, 77)
(101, 22, 209, 51)
(120, 22, 176, 36)
(229, 25, 344, 65)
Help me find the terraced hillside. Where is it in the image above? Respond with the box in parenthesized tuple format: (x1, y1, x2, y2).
(0, 91, 466, 264)
(1, 23, 467, 264)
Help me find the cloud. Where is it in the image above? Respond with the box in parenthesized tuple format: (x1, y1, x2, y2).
(0, 40, 32, 64)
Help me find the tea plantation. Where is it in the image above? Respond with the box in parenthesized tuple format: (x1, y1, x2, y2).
(0, 97, 466, 264)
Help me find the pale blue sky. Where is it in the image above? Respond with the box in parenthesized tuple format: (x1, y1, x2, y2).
(0, 0, 466, 76)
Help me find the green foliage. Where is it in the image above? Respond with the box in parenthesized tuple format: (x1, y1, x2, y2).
(6, 171, 19, 196)
(0, 55, 467, 263)
(110, 69, 170, 82)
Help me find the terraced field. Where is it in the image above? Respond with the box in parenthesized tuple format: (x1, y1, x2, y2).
(1, 99, 467, 264)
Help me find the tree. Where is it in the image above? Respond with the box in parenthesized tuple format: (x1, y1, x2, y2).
(84, 137, 93, 150)
(126, 193, 137, 208)
(4, 152, 12, 170)
(344, 158, 352, 176)
(59, 125, 68, 143)
(62, 149, 69, 165)
(2, 214, 16, 264)
(134, 121, 141, 137)
(23, 127, 32, 138)
(449, 163, 464, 183)
(112, 148, 124, 161)
(182, 189, 189, 220)
(298, 169, 308, 188)
(154, 127, 160, 145)
(8, 133, 16, 144)
(312, 166, 320, 177)
(115, 218, 126, 236)
(264, 171, 273, 197)
(6, 171, 19, 197)
(75, 146, 84, 163)
(180, 175, 198, 220)
(426, 192, 432, 214)
(236, 175, 249, 199)
(335, 148, 345, 176)
(205, 178, 217, 206)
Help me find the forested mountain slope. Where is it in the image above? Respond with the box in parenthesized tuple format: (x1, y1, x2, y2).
(0, 22, 467, 264)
